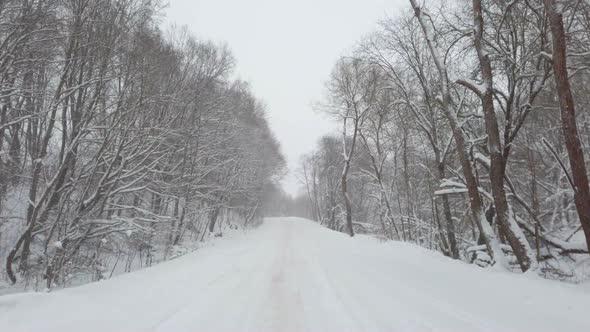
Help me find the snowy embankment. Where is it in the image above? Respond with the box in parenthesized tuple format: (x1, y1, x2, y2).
(0, 217, 589, 331)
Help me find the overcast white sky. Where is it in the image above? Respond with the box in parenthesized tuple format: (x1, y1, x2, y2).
(164, 0, 406, 196)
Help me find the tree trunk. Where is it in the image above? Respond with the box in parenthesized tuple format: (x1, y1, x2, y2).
(544, 0, 590, 253)
(342, 117, 359, 237)
(341, 173, 354, 237)
(438, 162, 459, 258)
(208, 206, 221, 233)
(468, 0, 534, 272)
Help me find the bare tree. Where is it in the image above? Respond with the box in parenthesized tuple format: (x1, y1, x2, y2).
(408, 0, 507, 266)
(456, 0, 536, 271)
(324, 59, 374, 236)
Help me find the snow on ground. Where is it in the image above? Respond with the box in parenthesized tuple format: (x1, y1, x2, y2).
(0, 217, 589, 332)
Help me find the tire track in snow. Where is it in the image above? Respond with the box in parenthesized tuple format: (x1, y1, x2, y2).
(265, 221, 307, 332)
(150, 234, 274, 331)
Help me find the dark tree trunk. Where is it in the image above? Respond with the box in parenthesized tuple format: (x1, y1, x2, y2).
(544, 0, 590, 253)
(466, 0, 532, 272)
(208, 206, 221, 233)
(438, 163, 459, 258)
(342, 174, 354, 237)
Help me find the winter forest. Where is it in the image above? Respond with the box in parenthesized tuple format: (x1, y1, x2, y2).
(1, 0, 590, 325)
(290, 0, 590, 281)
(0, 0, 285, 290)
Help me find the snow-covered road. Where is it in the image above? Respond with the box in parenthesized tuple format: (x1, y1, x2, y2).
(1, 217, 589, 331)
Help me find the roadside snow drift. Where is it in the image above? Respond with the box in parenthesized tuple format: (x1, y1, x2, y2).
(0, 217, 589, 332)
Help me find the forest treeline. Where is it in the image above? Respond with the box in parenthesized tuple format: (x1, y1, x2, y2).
(0, 0, 284, 289)
(298, 0, 590, 278)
